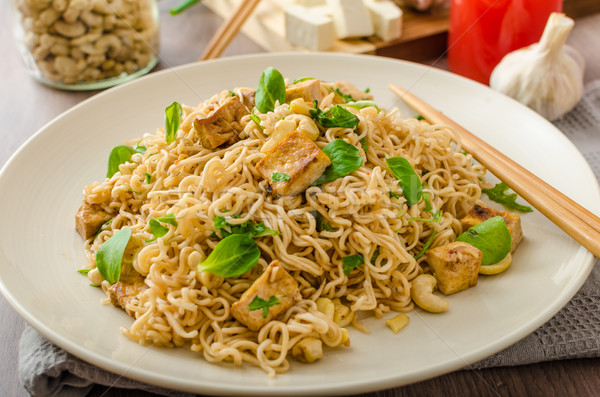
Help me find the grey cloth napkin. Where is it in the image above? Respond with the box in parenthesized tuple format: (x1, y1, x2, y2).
(18, 80, 600, 396)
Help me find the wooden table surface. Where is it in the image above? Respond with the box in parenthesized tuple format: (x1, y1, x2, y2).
(1, 2, 599, 396)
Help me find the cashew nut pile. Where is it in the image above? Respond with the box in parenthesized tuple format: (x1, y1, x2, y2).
(16, 0, 158, 85)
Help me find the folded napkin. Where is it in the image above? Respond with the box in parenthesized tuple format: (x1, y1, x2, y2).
(18, 80, 600, 396)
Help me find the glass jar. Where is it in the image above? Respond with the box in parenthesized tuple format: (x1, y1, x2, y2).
(447, 0, 562, 85)
(10, 0, 159, 90)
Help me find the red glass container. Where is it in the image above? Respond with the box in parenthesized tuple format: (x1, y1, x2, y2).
(447, 0, 563, 84)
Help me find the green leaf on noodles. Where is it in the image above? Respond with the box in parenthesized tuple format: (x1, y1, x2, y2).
(249, 295, 281, 318)
(359, 137, 368, 155)
(144, 172, 152, 184)
(482, 182, 533, 213)
(386, 157, 422, 206)
(293, 77, 315, 84)
(334, 88, 355, 103)
(272, 172, 290, 182)
(342, 254, 364, 275)
(197, 234, 260, 278)
(345, 100, 380, 112)
(107, 144, 145, 178)
(148, 213, 178, 241)
(95, 228, 131, 284)
(213, 216, 279, 239)
(314, 211, 336, 232)
(165, 101, 183, 144)
(169, 0, 201, 15)
(313, 140, 362, 185)
(256, 67, 286, 114)
(309, 101, 360, 129)
(414, 115, 425, 120)
(250, 110, 264, 131)
(414, 229, 437, 260)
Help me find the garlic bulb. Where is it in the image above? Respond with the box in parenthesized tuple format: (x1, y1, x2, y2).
(490, 13, 584, 121)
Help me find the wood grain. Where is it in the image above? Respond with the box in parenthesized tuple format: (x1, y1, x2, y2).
(1, 1, 600, 396)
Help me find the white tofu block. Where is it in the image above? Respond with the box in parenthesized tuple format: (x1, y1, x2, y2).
(295, 0, 326, 6)
(365, 0, 403, 42)
(285, 5, 336, 51)
(326, 0, 374, 39)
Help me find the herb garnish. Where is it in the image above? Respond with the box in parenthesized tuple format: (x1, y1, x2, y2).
(482, 182, 533, 212)
(256, 67, 286, 114)
(107, 144, 146, 178)
(249, 295, 281, 318)
(272, 172, 290, 182)
(197, 234, 260, 278)
(334, 88, 355, 103)
(314, 140, 362, 185)
(359, 137, 368, 154)
(95, 228, 132, 284)
(144, 172, 152, 184)
(345, 100, 380, 112)
(77, 268, 91, 275)
(314, 211, 336, 232)
(213, 216, 279, 238)
(342, 254, 363, 275)
(386, 157, 422, 206)
(250, 110, 264, 130)
(309, 101, 360, 129)
(165, 101, 183, 144)
(148, 213, 178, 241)
(169, 0, 201, 15)
(415, 115, 425, 120)
(293, 77, 315, 84)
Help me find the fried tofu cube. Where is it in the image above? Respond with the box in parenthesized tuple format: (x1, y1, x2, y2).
(107, 276, 147, 318)
(231, 261, 301, 331)
(75, 201, 112, 240)
(461, 204, 523, 253)
(426, 241, 482, 295)
(286, 79, 323, 103)
(192, 95, 249, 149)
(255, 130, 331, 196)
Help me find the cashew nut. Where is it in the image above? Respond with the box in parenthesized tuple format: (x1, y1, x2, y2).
(53, 20, 86, 38)
(80, 10, 104, 28)
(410, 274, 449, 313)
(285, 113, 320, 141)
(261, 119, 296, 153)
(87, 268, 104, 286)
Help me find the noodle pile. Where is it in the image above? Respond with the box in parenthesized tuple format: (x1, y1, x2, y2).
(80, 83, 486, 376)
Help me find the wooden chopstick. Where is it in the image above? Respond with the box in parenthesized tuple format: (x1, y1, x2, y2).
(199, 0, 262, 61)
(390, 84, 600, 258)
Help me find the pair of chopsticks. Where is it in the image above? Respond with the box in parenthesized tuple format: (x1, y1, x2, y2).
(200, 0, 262, 61)
(390, 85, 600, 258)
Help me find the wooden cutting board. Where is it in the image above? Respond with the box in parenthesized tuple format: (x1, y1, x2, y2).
(203, 0, 450, 62)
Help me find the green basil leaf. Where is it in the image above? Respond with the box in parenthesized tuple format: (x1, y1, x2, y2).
(148, 213, 178, 241)
(345, 100, 380, 112)
(169, 0, 201, 15)
(314, 211, 336, 232)
(214, 216, 279, 238)
(107, 145, 137, 178)
(272, 172, 290, 182)
(165, 101, 183, 144)
(133, 141, 146, 154)
(359, 137, 368, 154)
(314, 140, 362, 185)
(249, 295, 281, 318)
(457, 216, 512, 265)
(310, 101, 360, 129)
(144, 172, 152, 184)
(197, 234, 260, 278)
(256, 67, 286, 114)
(293, 77, 315, 84)
(386, 157, 422, 206)
(95, 228, 132, 284)
(342, 254, 364, 275)
(482, 182, 533, 213)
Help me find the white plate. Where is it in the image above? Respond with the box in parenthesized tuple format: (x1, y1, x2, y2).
(0, 53, 597, 396)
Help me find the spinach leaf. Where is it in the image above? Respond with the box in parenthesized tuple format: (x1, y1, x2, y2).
(359, 137, 368, 154)
(457, 216, 512, 266)
(169, 0, 201, 15)
(310, 101, 360, 129)
(249, 295, 281, 318)
(314, 211, 336, 232)
(95, 228, 132, 284)
(256, 67, 286, 113)
(346, 100, 380, 112)
(165, 101, 183, 144)
(482, 182, 533, 212)
(314, 140, 362, 185)
(197, 234, 260, 278)
(272, 172, 290, 182)
(342, 254, 363, 275)
(107, 144, 145, 178)
(386, 157, 422, 206)
(250, 110, 264, 131)
(148, 213, 178, 241)
(213, 216, 279, 238)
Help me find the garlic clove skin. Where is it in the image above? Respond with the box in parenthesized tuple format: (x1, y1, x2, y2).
(490, 13, 584, 121)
